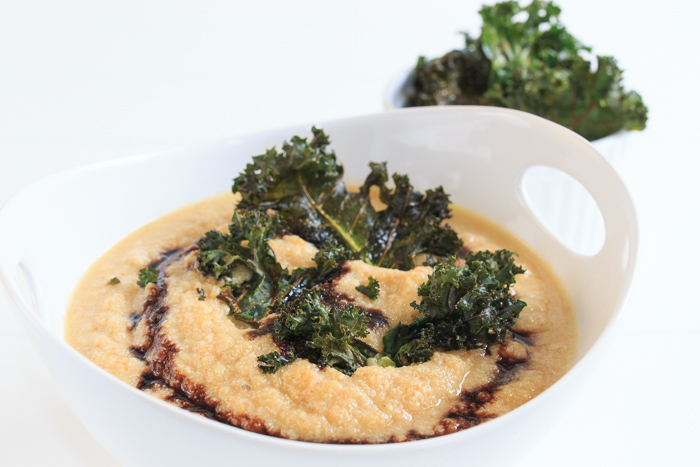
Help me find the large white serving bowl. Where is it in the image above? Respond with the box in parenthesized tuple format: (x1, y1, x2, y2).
(0, 108, 637, 467)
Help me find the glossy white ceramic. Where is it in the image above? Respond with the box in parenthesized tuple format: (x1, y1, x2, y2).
(0, 108, 638, 467)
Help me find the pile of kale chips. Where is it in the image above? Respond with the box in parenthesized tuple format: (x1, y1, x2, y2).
(197, 128, 526, 376)
(408, 0, 648, 142)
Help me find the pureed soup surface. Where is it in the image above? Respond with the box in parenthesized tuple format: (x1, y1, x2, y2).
(65, 192, 577, 443)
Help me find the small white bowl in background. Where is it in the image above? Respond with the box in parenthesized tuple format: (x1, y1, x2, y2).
(0, 108, 638, 467)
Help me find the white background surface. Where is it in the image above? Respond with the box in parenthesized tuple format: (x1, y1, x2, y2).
(1, 0, 698, 465)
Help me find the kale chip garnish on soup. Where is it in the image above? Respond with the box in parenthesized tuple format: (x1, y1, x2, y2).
(196, 128, 526, 374)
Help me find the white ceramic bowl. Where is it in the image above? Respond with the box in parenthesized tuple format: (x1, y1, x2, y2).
(0, 108, 638, 467)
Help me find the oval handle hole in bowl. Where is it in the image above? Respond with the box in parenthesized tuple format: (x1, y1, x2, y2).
(522, 165, 605, 256)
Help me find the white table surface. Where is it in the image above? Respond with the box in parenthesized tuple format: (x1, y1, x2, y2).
(1, 1, 698, 465)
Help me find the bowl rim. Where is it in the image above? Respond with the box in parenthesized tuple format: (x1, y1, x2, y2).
(0, 106, 639, 452)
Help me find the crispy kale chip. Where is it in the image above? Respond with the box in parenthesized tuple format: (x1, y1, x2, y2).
(137, 267, 159, 287)
(257, 288, 376, 376)
(412, 41, 491, 106)
(381, 250, 527, 366)
(198, 210, 286, 322)
(409, 0, 648, 141)
(232, 127, 463, 270)
(355, 276, 380, 300)
(257, 351, 296, 374)
(198, 210, 356, 322)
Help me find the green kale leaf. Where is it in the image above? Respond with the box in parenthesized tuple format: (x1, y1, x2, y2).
(355, 276, 380, 300)
(198, 210, 286, 322)
(257, 351, 296, 374)
(381, 250, 527, 366)
(409, 0, 648, 141)
(137, 267, 159, 287)
(232, 127, 463, 270)
(198, 210, 358, 323)
(258, 288, 376, 376)
(412, 41, 491, 106)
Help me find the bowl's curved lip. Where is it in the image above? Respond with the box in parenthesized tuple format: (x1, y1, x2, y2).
(0, 106, 639, 452)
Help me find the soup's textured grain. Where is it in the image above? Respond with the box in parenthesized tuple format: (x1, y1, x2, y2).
(65, 192, 577, 443)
